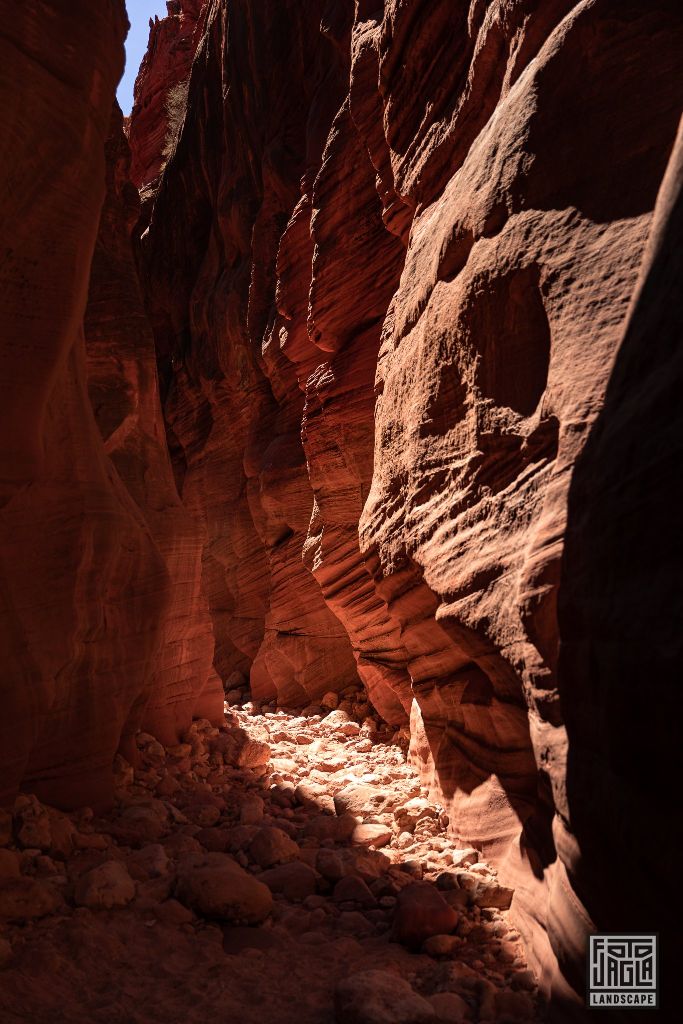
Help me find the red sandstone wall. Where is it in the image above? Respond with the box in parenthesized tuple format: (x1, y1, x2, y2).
(134, 0, 683, 1010)
(0, 0, 680, 1014)
(84, 102, 222, 746)
(0, 1, 220, 813)
(137, 0, 364, 708)
(128, 0, 205, 188)
(557, 118, 683, 1004)
(0, 0, 159, 812)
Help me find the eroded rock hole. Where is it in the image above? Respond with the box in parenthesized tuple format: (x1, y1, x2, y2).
(475, 264, 551, 418)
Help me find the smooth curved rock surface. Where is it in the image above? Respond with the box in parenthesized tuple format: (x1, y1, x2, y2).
(558, 117, 683, 1005)
(0, 0, 158, 812)
(0, 0, 220, 812)
(137, 0, 363, 708)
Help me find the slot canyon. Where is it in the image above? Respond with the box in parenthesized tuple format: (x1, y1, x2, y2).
(0, 0, 681, 1021)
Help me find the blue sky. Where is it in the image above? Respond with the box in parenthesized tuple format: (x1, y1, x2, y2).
(118, 1, 169, 114)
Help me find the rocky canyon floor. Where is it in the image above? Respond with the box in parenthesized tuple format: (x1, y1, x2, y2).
(0, 688, 542, 1024)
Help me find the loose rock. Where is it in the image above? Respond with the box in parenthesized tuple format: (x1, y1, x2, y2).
(74, 861, 136, 910)
(392, 882, 459, 946)
(248, 826, 300, 868)
(334, 970, 436, 1024)
(176, 852, 272, 924)
(0, 877, 59, 921)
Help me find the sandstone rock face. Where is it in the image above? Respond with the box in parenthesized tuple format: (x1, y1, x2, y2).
(0, 0, 679, 1016)
(137, 0, 365, 708)
(0, 0, 158, 812)
(133, 0, 682, 1011)
(355, 5, 682, 1006)
(0, 1, 219, 812)
(84, 103, 220, 744)
(128, 0, 205, 188)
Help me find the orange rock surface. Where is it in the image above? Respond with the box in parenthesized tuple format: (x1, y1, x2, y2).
(0, 1, 220, 813)
(0, 0, 680, 1016)
(134, 0, 681, 1007)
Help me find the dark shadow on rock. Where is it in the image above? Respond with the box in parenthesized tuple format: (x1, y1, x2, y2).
(557, 119, 683, 1017)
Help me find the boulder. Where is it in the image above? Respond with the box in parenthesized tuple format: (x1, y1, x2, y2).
(333, 875, 376, 907)
(0, 811, 11, 847)
(13, 795, 52, 850)
(0, 849, 21, 880)
(351, 823, 392, 849)
(176, 852, 273, 924)
(334, 784, 394, 818)
(422, 934, 460, 957)
(239, 794, 265, 825)
(472, 880, 514, 910)
(392, 882, 459, 947)
(0, 877, 59, 921)
(258, 862, 318, 902)
(427, 992, 469, 1023)
(74, 860, 136, 910)
(334, 970, 436, 1024)
(213, 729, 270, 769)
(248, 827, 300, 868)
(0, 937, 12, 969)
(126, 844, 171, 881)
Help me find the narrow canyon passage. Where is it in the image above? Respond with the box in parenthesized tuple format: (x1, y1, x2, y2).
(1, 0, 681, 1021)
(0, 691, 540, 1024)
